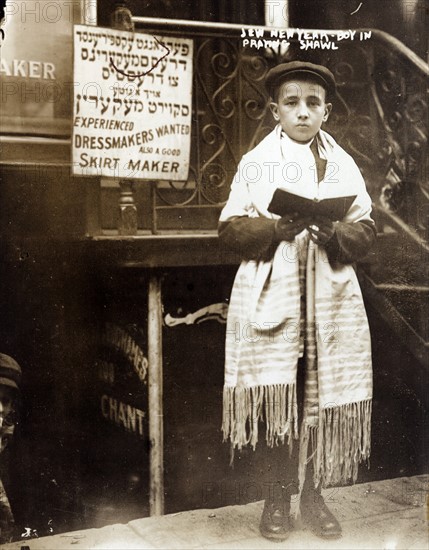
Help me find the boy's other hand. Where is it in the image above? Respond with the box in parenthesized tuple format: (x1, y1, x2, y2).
(307, 216, 336, 245)
(275, 213, 311, 242)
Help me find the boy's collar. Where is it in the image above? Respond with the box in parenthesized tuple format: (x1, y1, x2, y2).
(278, 125, 317, 147)
(276, 126, 327, 161)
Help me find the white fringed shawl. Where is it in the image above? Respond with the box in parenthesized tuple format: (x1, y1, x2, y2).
(220, 126, 373, 491)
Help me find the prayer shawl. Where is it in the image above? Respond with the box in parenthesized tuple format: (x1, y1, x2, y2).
(220, 125, 373, 492)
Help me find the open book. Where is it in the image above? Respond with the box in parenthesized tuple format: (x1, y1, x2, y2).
(268, 188, 357, 221)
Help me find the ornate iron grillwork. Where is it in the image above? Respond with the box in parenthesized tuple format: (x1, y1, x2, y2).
(129, 20, 428, 238)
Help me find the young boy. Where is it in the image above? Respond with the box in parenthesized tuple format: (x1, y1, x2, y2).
(219, 61, 376, 541)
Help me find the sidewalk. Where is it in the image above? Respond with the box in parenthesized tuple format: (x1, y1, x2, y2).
(5, 475, 428, 550)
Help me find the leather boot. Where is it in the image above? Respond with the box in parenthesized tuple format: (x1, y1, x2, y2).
(259, 495, 291, 542)
(300, 484, 342, 539)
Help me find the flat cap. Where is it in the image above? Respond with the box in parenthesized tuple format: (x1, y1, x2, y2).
(0, 353, 21, 391)
(266, 61, 336, 98)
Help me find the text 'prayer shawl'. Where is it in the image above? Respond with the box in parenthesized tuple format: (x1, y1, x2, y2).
(220, 126, 373, 492)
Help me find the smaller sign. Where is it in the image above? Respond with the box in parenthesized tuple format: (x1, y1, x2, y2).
(96, 323, 148, 439)
(100, 394, 145, 436)
(72, 25, 193, 181)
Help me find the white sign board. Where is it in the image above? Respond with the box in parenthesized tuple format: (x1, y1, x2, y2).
(72, 25, 193, 181)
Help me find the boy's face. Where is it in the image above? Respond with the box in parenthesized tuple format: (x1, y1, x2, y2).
(270, 78, 332, 142)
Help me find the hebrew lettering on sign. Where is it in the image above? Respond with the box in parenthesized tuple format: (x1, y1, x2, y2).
(72, 25, 193, 181)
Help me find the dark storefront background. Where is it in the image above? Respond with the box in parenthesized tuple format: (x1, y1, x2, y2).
(1, 253, 426, 534)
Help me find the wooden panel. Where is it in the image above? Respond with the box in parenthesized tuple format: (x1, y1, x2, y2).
(88, 234, 242, 268)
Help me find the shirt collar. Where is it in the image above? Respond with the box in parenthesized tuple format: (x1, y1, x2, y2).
(277, 125, 315, 148)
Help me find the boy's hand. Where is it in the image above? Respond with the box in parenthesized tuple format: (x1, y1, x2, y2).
(307, 216, 336, 245)
(275, 213, 311, 242)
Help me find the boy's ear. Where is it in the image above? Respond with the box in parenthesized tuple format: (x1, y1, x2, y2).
(269, 102, 280, 121)
(323, 102, 332, 122)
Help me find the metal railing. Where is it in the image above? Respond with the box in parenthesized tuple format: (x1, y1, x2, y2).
(126, 19, 428, 239)
(126, 19, 429, 365)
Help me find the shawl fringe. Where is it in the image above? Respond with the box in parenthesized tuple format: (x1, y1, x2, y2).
(298, 398, 372, 493)
(222, 383, 298, 452)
